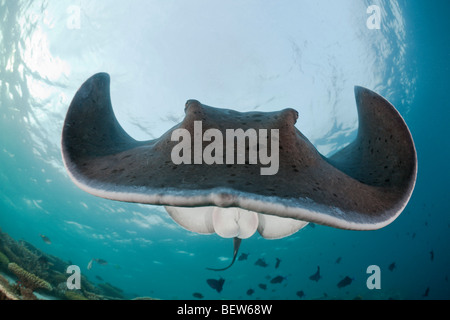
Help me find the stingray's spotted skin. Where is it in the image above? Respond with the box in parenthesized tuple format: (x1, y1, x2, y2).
(62, 73, 417, 232)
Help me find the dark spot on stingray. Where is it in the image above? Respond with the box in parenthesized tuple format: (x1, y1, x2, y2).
(121, 154, 132, 160)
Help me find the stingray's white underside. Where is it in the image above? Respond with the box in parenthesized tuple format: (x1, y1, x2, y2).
(165, 206, 308, 239)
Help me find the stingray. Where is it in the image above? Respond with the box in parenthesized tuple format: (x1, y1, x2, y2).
(61, 73, 417, 270)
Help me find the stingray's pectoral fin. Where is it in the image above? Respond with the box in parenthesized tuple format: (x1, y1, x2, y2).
(207, 238, 242, 271)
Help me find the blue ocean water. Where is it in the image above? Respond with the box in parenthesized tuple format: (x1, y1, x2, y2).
(0, 0, 449, 300)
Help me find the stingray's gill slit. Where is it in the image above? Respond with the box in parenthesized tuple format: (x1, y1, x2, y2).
(61, 73, 417, 270)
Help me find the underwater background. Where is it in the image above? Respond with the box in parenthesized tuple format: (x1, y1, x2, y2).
(0, 0, 449, 300)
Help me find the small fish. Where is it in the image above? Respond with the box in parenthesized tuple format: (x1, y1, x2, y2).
(207, 278, 225, 293)
(39, 234, 51, 244)
(308, 223, 316, 228)
(87, 259, 94, 270)
(238, 253, 249, 261)
(94, 258, 108, 265)
(337, 276, 353, 288)
(335, 257, 342, 264)
(309, 266, 321, 282)
(193, 292, 204, 299)
(430, 250, 434, 261)
(258, 284, 267, 290)
(423, 287, 429, 297)
(296, 290, 305, 298)
(275, 258, 281, 269)
(255, 258, 268, 267)
(270, 276, 286, 284)
(246, 289, 254, 296)
(95, 275, 103, 281)
(388, 262, 396, 271)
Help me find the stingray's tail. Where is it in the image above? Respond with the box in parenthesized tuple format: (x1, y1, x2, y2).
(207, 238, 242, 271)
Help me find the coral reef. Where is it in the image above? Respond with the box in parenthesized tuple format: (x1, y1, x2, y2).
(0, 274, 19, 300)
(8, 262, 52, 292)
(0, 251, 9, 270)
(97, 282, 126, 299)
(0, 228, 157, 300)
(64, 290, 88, 300)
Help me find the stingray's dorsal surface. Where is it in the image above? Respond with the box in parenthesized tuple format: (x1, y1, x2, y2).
(62, 73, 417, 234)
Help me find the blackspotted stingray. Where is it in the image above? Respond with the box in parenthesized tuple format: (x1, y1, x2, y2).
(61, 73, 417, 270)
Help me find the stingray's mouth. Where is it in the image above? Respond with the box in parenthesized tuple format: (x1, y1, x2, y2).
(165, 206, 308, 240)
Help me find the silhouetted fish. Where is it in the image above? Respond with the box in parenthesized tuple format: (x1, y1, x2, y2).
(430, 250, 434, 261)
(255, 258, 268, 267)
(193, 292, 204, 299)
(335, 257, 342, 264)
(423, 287, 429, 297)
(275, 258, 281, 269)
(95, 275, 103, 281)
(246, 289, 254, 296)
(39, 234, 51, 244)
(94, 258, 108, 265)
(238, 253, 249, 261)
(309, 266, 321, 282)
(337, 276, 352, 288)
(87, 259, 93, 270)
(308, 223, 316, 228)
(207, 278, 225, 293)
(296, 290, 305, 298)
(388, 262, 396, 271)
(270, 276, 285, 284)
(258, 284, 267, 290)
